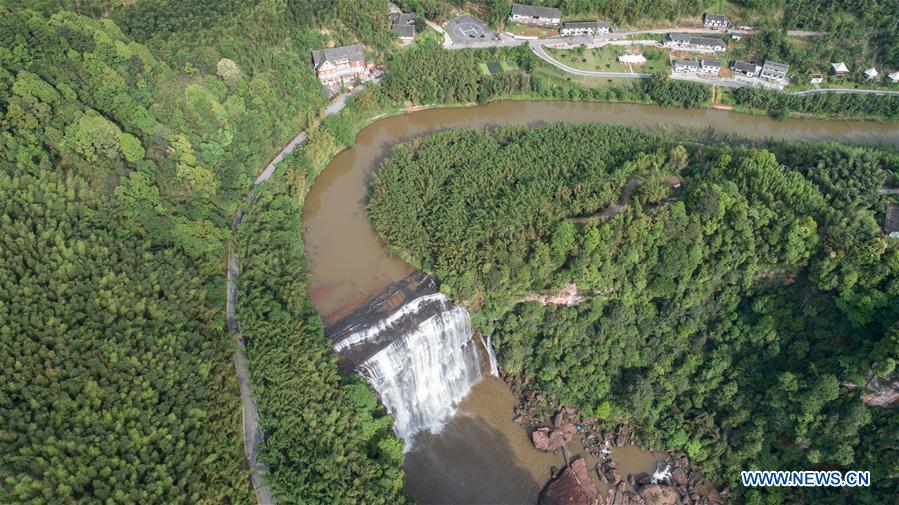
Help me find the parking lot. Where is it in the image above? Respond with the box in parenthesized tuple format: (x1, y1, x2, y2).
(446, 15, 498, 44)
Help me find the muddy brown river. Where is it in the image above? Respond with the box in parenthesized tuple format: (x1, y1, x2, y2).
(301, 100, 897, 504)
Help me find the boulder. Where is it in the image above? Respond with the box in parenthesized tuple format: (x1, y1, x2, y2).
(609, 468, 622, 485)
(549, 430, 568, 451)
(625, 491, 645, 505)
(638, 485, 678, 505)
(634, 472, 651, 486)
(533, 430, 551, 451)
(671, 467, 688, 486)
(539, 458, 599, 505)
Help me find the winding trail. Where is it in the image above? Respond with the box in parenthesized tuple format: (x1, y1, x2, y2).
(226, 82, 374, 505)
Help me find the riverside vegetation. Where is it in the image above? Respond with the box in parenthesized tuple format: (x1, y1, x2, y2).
(369, 123, 899, 504)
(2, 0, 898, 504)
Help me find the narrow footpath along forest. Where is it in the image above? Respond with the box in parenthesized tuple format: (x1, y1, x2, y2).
(369, 123, 899, 504)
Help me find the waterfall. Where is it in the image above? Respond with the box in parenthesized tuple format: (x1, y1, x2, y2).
(336, 293, 484, 447)
(480, 333, 499, 377)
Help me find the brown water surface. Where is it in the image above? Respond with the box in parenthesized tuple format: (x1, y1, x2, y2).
(301, 100, 897, 503)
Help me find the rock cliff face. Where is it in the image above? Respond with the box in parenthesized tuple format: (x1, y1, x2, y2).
(539, 458, 599, 505)
(844, 371, 899, 407)
(521, 283, 583, 306)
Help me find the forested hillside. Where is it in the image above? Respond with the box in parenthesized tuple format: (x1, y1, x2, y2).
(235, 177, 408, 504)
(0, 2, 406, 503)
(369, 124, 899, 503)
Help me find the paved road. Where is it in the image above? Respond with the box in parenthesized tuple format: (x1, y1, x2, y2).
(792, 87, 899, 96)
(253, 84, 372, 185)
(529, 41, 651, 78)
(530, 38, 897, 96)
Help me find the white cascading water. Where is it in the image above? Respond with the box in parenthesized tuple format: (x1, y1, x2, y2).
(337, 293, 485, 448)
(480, 333, 499, 377)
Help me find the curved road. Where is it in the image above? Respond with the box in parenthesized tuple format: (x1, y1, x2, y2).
(528, 40, 897, 96)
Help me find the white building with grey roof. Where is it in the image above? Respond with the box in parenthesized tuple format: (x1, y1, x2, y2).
(509, 3, 561, 26)
(760, 60, 789, 82)
(560, 20, 610, 36)
(703, 13, 730, 29)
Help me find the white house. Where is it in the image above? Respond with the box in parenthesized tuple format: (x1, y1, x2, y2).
(864, 67, 879, 80)
(664, 34, 725, 53)
(509, 3, 561, 26)
(760, 60, 789, 82)
(560, 20, 610, 37)
(700, 59, 722, 75)
(888, 71, 899, 83)
(732, 60, 761, 77)
(663, 33, 692, 48)
(689, 37, 726, 53)
(703, 13, 730, 30)
(673, 59, 701, 73)
(830, 62, 849, 79)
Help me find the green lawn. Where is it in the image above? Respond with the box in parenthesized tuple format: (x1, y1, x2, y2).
(480, 60, 519, 76)
(547, 45, 669, 74)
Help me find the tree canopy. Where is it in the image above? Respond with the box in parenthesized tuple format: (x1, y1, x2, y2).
(369, 123, 899, 503)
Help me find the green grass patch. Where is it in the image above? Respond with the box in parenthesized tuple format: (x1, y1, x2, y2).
(487, 61, 504, 74)
(547, 45, 670, 74)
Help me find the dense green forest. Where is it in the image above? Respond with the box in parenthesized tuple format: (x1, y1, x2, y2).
(369, 123, 899, 503)
(235, 177, 408, 504)
(0, 2, 406, 503)
(3, 0, 897, 502)
(733, 86, 899, 119)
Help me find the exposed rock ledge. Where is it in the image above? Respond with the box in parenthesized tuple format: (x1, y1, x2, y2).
(540, 457, 599, 505)
(521, 283, 583, 306)
(843, 371, 899, 407)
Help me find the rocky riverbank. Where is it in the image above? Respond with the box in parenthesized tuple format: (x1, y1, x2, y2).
(506, 376, 727, 505)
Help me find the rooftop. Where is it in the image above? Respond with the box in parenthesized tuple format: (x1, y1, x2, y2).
(704, 13, 729, 23)
(831, 62, 849, 73)
(690, 36, 725, 47)
(702, 59, 723, 67)
(733, 60, 759, 73)
(668, 32, 692, 41)
(763, 60, 789, 72)
(510, 3, 561, 18)
(312, 44, 365, 68)
(390, 13, 416, 26)
(562, 20, 610, 29)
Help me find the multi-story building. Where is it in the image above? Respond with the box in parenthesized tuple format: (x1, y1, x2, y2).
(312, 44, 367, 86)
(663, 34, 726, 53)
(509, 3, 561, 26)
(703, 13, 730, 30)
(760, 60, 789, 82)
(732, 60, 761, 77)
(560, 20, 610, 37)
